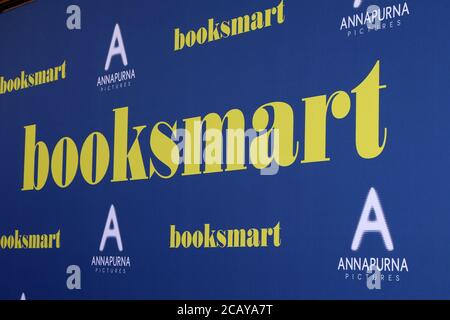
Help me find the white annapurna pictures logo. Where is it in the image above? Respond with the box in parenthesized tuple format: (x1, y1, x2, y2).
(104, 24, 128, 72)
(341, 1, 411, 38)
(91, 204, 131, 275)
(96, 23, 136, 92)
(351, 187, 393, 251)
(337, 188, 409, 286)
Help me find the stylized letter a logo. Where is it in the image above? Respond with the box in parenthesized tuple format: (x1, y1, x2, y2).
(351, 188, 394, 251)
(105, 23, 128, 71)
(99, 204, 123, 252)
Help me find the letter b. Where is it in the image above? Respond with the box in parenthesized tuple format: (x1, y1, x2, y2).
(174, 28, 185, 51)
(0, 77, 6, 94)
(170, 225, 181, 248)
(22, 125, 50, 191)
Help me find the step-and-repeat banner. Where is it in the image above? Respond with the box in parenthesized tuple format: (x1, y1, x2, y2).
(0, 0, 449, 299)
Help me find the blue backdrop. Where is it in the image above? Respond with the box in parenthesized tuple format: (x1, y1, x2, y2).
(0, 0, 449, 299)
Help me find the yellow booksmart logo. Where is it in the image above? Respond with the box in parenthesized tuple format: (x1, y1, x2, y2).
(0, 61, 67, 95)
(21, 61, 387, 191)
